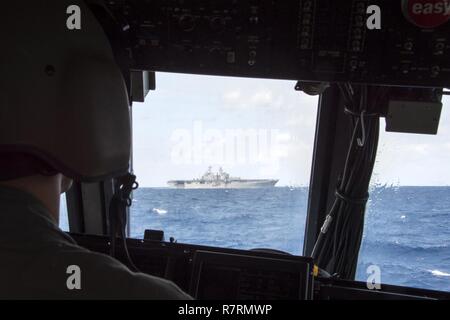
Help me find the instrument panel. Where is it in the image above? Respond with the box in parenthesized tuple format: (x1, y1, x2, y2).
(70, 233, 314, 300)
(103, 0, 450, 87)
(70, 233, 450, 300)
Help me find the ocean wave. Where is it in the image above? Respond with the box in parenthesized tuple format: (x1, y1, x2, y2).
(361, 239, 450, 253)
(428, 270, 450, 277)
(152, 208, 167, 215)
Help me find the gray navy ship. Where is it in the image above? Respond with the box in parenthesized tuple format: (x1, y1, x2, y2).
(167, 167, 278, 189)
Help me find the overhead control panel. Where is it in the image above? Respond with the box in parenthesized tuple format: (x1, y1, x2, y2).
(104, 0, 450, 87)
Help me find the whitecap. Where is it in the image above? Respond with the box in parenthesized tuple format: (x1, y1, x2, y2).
(152, 208, 167, 215)
(400, 215, 406, 219)
(428, 269, 450, 277)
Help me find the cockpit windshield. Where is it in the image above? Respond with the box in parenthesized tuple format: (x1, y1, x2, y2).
(356, 97, 450, 292)
(128, 72, 318, 254)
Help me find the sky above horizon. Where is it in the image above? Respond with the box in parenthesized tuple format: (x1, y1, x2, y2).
(132, 72, 450, 187)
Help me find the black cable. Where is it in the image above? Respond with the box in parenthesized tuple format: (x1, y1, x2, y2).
(108, 174, 140, 273)
(312, 84, 382, 279)
(119, 212, 139, 272)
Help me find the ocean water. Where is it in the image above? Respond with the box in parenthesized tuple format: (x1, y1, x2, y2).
(357, 186, 450, 292)
(130, 188, 307, 251)
(128, 186, 450, 293)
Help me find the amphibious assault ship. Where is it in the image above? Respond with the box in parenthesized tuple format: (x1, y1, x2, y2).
(167, 167, 278, 189)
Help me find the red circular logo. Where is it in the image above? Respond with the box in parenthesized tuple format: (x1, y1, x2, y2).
(402, 0, 450, 28)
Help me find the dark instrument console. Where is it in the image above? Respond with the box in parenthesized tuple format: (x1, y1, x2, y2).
(70, 233, 450, 300)
(190, 250, 313, 299)
(104, 0, 450, 87)
(70, 233, 314, 300)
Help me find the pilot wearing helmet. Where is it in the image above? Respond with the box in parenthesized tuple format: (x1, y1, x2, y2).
(0, 0, 191, 299)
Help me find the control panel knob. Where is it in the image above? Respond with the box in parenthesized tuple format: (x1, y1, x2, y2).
(179, 15, 195, 31)
(403, 41, 413, 51)
(431, 65, 440, 77)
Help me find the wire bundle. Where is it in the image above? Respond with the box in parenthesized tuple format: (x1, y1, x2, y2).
(312, 84, 384, 279)
(109, 173, 140, 272)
